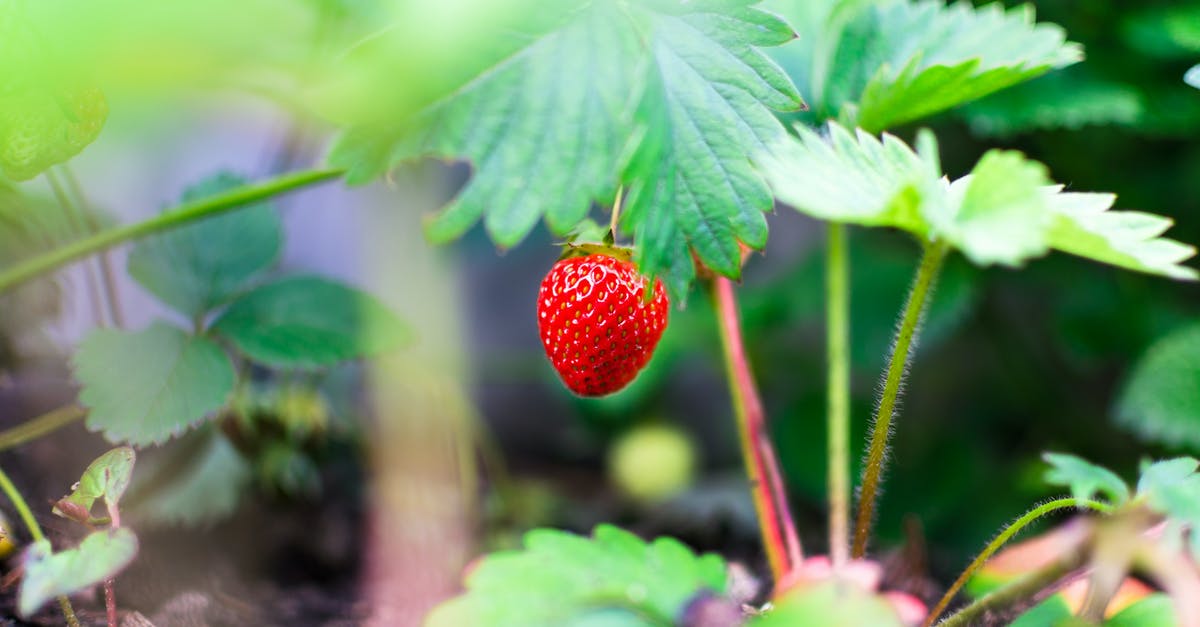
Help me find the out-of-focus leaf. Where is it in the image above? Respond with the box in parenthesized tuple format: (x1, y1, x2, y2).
(1105, 594, 1178, 627)
(426, 524, 728, 626)
(212, 276, 407, 369)
(1135, 457, 1200, 559)
(1115, 323, 1200, 450)
(1186, 65, 1200, 90)
(1009, 595, 1073, 627)
(749, 581, 904, 627)
(53, 447, 136, 520)
(760, 121, 1199, 278)
(962, 72, 1143, 137)
(765, 0, 1079, 131)
(1122, 5, 1200, 59)
(331, 0, 804, 301)
(127, 430, 251, 527)
(1043, 452, 1130, 506)
(127, 172, 282, 317)
(75, 323, 236, 445)
(19, 529, 138, 618)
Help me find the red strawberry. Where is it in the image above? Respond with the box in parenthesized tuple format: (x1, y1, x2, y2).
(537, 251, 669, 397)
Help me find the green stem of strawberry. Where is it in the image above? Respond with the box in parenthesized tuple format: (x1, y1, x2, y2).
(0, 466, 82, 627)
(712, 277, 802, 582)
(0, 167, 344, 295)
(852, 239, 948, 559)
(826, 223, 851, 569)
(923, 497, 1112, 627)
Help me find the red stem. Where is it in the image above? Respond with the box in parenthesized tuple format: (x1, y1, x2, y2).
(104, 501, 121, 627)
(712, 277, 802, 583)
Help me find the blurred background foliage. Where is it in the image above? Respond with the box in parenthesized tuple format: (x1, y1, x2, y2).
(457, 0, 1200, 587)
(1, 0, 1199, 601)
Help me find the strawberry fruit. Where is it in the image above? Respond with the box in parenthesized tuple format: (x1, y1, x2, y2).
(537, 250, 669, 397)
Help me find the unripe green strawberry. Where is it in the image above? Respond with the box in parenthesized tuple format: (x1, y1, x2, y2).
(537, 250, 669, 397)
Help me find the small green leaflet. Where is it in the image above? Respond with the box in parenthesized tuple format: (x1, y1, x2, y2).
(426, 524, 729, 626)
(53, 447, 135, 521)
(75, 322, 236, 445)
(1187, 65, 1200, 89)
(759, 121, 1199, 279)
(765, 0, 1079, 132)
(329, 0, 804, 301)
(1042, 452, 1131, 508)
(1115, 323, 1200, 450)
(1135, 457, 1200, 560)
(19, 529, 138, 618)
(127, 172, 283, 317)
(212, 276, 408, 369)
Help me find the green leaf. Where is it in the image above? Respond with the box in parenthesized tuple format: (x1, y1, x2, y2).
(620, 0, 804, 296)
(1135, 457, 1200, 560)
(426, 524, 729, 626)
(1105, 594, 1177, 627)
(127, 430, 251, 527)
(749, 581, 904, 627)
(1045, 191, 1199, 281)
(760, 121, 1198, 278)
(1042, 452, 1130, 507)
(75, 323, 236, 445)
(330, 0, 803, 301)
(53, 447, 136, 520)
(961, 72, 1143, 137)
(766, 0, 1079, 131)
(126, 172, 283, 316)
(19, 529, 138, 618)
(1115, 323, 1200, 449)
(1188, 65, 1200, 90)
(212, 276, 407, 368)
(1008, 595, 1073, 627)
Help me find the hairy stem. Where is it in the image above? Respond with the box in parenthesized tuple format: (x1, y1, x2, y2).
(0, 404, 87, 452)
(713, 277, 802, 582)
(924, 497, 1112, 626)
(826, 223, 851, 568)
(0, 467, 81, 627)
(0, 168, 343, 295)
(852, 240, 948, 558)
(938, 548, 1088, 627)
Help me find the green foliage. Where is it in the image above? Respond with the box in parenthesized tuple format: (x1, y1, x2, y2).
(127, 429, 251, 527)
(765, 0, 1079, 132)
(962, 71, 1143, 137)
(750, 582, 903, 626)
(53, 447, 135, 520)
(330, 0, 804, 300)
(127, 172, 282, 316)
(19, 529, 138, 618)
(426, 524, 729, 626)
(1188, 64, 1200, 90)
(1115, 323, 1200, 450)
(1042, 452, 1130, 507)
(75, 323, 236, 445)
(1008, 595, 1072, 627)
(1106, 594, 1178, 627)
(1136, 457, 1200, 559)
(760, 121, 1199, 278)
(212, 276, 408, 369)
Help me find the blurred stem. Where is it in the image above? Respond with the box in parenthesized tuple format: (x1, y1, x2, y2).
(0, 404, 87, 452)
(61, 165, 127, 328)
(0, 466, 81, 627)
(826, 222, 850, 569)
(924, 497, 1112, 627)
(712, 277, 801, 583)
(45, 169, 109, 327)
(0, 167, 344, 295)
(939, 547, 1089, 627)
(852, 239, 948, 558)
(104, 500, 121, 627)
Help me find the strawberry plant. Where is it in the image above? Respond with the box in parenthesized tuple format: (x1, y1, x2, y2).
(0, 0, 1198, 625)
